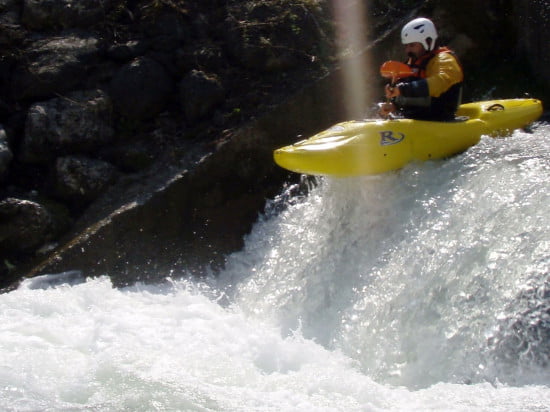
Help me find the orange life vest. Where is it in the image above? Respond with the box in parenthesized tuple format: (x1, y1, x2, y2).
(398, 47, 464, 121)
(405, 47, 458, 78)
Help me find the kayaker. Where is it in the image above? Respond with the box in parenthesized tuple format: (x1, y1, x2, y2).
(379, 17, 464, 121)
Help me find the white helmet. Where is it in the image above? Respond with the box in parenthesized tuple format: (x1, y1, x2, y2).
(401, 17, 438, 51)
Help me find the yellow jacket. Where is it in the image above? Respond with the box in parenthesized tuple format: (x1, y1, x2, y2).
(425, 51, 464, 98)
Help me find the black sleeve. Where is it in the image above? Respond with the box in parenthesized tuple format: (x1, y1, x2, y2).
(394, 95, 431, 108)
(397, 79, 429, 98)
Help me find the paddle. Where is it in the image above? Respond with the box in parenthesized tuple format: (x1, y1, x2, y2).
(379, 61, 414, 83)
(378, 61, 414, 117)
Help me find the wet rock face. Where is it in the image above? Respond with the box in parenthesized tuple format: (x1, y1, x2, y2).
(0, 0, 335, 287)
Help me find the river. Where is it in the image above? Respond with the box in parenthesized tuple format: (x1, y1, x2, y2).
(0, 124, 548, 411)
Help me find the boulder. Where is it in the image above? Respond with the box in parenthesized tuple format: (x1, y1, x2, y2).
(99, 139, 156, 173)
(179, 70, 224, 124)
(0, 0, 24, 47)
(224, 2, 323, 72)
(514, 1, 550, 84)
(0, 125, 12, 179)
(109, 57, 174, 121)
(21, 0, 116, 30)
(0, 197, 53, 253)
(20, 89, 114, 164)
(142, 9, 189, 51)
(106, 40, 149, 63)
(12, 34, 100, 100)
(54, 155, 117, 206)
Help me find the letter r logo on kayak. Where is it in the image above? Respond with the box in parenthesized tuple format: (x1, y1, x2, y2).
(379, 130, 405, 146)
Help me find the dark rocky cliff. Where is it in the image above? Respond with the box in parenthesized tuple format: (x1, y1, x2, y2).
(1, 0, 548, 289)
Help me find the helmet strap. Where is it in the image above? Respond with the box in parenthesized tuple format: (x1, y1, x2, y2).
(426, 37, 433, 51)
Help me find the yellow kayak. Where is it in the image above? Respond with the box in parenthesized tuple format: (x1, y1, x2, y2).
(273, 98, 543, 177)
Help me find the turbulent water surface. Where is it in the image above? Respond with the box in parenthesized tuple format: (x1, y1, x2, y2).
(1, 125, 549, 411)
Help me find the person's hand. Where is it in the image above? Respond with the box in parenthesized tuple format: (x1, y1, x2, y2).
(384, 84, 401, 99)
(378, 102, 395, 118)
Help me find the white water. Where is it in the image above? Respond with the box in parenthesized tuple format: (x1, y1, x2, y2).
(1, 125, 549, 411)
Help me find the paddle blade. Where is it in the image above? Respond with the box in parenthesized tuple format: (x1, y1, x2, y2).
(380, 61, 414, 80)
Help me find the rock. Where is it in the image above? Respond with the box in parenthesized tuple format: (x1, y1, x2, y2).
(109, 57, 174, 121)
(12, 34, 100, 100)
(179, 70, 224, 124)
(514, 1, 550, 84)
(107, 40, 149, 62)
(54, 155, 117, 206)
(0, 197, 53, 252)
(20, 89, 114, 164)
(0, 0, 24, 47)
(0, 21, 25, 49)
(99, 140, 156, 172)
(0, 0, 21, 22)
(21, 0, 116, 30)
(0, 125, 12, 179)
(142, 9, 189, 51)
(224, 2, 322, 72)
